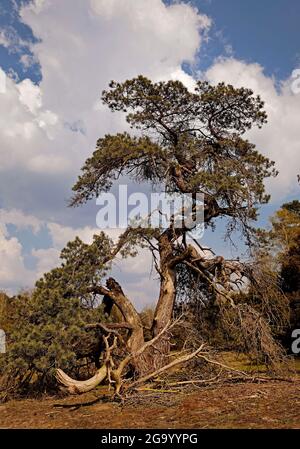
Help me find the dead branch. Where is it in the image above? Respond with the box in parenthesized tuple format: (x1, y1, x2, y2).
(183, 260, 236, 307)
(55, 365, 107, 394)
(126, 344, 206, 390)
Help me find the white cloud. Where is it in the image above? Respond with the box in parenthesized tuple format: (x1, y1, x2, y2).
(0, 0, 210, 219)
(5, 1, 298, 304)
(123, 277, 159, 312)
(205, 57, 300, 200)
(17, 78, 42, 114)
(0, 208, 42, 234)
(0, 74, 61, 173)
(158, 66, 197, 92)
(0, 0, 211, 298)
(31, 247, 60, 279)
(0, 208, 99, 292)
(0, 206, 158, 308)
(47, 222, 96, 249)
(18, 0, 209, 137)
(0, 228, 34, 291)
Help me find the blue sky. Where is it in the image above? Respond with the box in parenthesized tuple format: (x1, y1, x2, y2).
(0, 0, 299, 305)
(0, 0, 41, 82)
(3, 1, 300, 84)
(193, 0, 300, 79)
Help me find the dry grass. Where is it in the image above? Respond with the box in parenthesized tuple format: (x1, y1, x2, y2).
(0, 353, 299, 429)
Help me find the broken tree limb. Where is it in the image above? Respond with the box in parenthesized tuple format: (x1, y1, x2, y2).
(55, 365, 107, 394)
(183, 260, 236, 307)
(126, 344, 206, 390)
(55, 334, 120, 394)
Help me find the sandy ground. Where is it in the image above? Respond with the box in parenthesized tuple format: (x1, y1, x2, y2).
(1, 380, 300, 429)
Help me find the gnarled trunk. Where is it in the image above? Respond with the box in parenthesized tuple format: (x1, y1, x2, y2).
(148, 231, 178, 369)
(153, 267, 176, 336)
(55, 238, 198, 394)
(150, 266, 176, 368)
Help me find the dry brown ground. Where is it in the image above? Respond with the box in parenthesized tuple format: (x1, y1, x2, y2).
(0, 380, 300, 429)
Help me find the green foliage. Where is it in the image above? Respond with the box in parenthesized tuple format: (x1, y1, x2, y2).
(281, 234, 300, 294)
(0, 291, 9, 330)
(72, 76, 276, 235)
(278, 202, 300, 336)
(258, 199, 300, 293)
(274, 201, 300, 295)
(0, 234, 115, 398)
(255, 200, 300, 347)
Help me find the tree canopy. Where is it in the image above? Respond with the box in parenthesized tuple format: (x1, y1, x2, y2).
(72, 76, 276, 232)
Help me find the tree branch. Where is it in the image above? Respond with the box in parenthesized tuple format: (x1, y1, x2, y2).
(127, 344, 206, 389)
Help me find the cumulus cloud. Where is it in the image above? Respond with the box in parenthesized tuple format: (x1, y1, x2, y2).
(0, 207, 156, 307)
(3, 1, 299, 305)
(0, 229, 32, 291)
(205, 57, 300, 200)
(0, 0, 210, 298)
(0, 208, 42, 234)
(17, 78, 42, 114)
(0, 0, 210, 218)
(0, 208, 94, 289)
(0, 72, 64, 174)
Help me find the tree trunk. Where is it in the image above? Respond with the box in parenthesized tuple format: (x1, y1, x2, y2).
(149, 232, 177, 369)
(104, 278, 147, 372)
(56, 234, 181, 392)
(150, 265, 176, 369)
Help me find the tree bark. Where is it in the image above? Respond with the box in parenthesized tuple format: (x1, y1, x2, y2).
(149, 232, 178, 368)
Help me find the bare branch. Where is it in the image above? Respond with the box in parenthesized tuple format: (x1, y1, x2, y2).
(55, 365, 107, 394)
(127, 344, 206, 389)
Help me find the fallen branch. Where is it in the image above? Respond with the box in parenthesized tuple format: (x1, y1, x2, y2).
(126, 344, 206, 390)
(55, 365, 107, 394)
